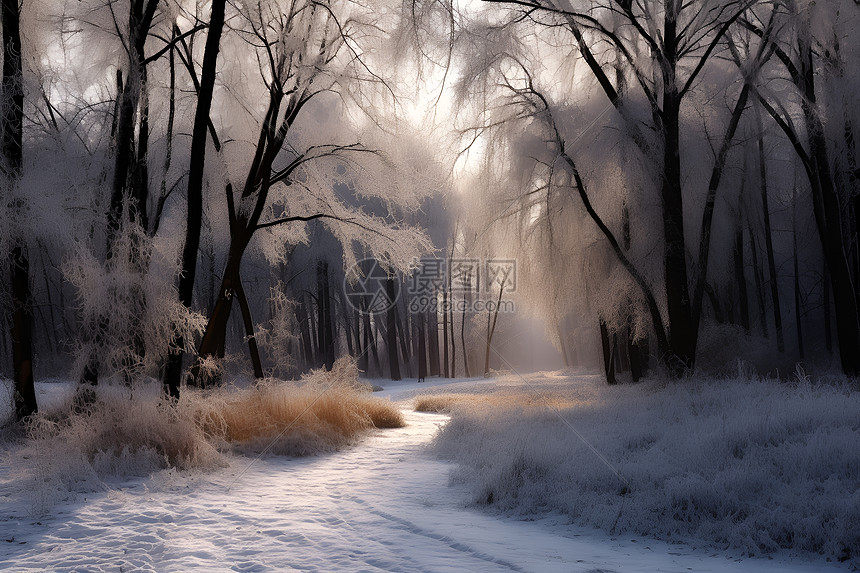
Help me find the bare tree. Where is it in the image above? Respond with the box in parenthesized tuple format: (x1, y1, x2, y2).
(187, 0, 431, 386)
(163, 0, 226, 398)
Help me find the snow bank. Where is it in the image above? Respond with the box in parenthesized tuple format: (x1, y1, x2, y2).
(1, 358, 402, 514)
(426, 370, 860, 566)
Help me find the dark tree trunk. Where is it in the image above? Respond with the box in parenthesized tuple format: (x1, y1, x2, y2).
(660, 33, 696, 374)
(234, 277, 264, 378)
(749, 224, 769, 337)
(396, 299, 412, 377)
(461, 281, 471, 378)
(442, 289, 449, 378)
(317, 261, 335, 370)
(449, 291, 456, 378)
(344, 307, 355, 357)
(354, 308, 366, 372)
(81, 0, 159, 387)
(704, 283, 725, 324)
(792, 188, 804, 359)
(107, 0, 159, 247)
(615, 331, 628, 375)
(362, 303, 380, 375)
(428, 306, 440, 377)
(823, 260, 833, 353)
(734, 223, 750, 332)
(599, 318, 617, 385)
(386, 277, 401, 380)
(417, 311, 427, 381)
(10, 246, 37, 420)
(189, 232, 251, 387)
(758, 126, 784, 353)
(628, 333, 645, 383)
(297, 300, 314, 370)
(2, 0, 37, 420)
(483, 279, 506, 376)
(163, 0, 226, 397)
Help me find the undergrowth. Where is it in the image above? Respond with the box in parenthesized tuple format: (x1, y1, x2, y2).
(421, 370, 860, 567)
(1, 358, 403, 514)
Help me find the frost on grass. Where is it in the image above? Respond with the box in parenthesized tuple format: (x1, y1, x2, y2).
(196, 358, 404, 456)
(1, 358, 403, 514)
(425, 372, 860, 566)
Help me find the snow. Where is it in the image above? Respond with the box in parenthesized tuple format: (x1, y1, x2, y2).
(0, 376, 849, 572)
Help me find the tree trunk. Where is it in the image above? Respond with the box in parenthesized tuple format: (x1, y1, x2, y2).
(599, 318, 617, 385)
(189, 232, 251, 387)
(317, 261, 335, 370)
(354, 308, 366, 372)
(628, 332, 645, 383)
(428, 306, 440, 377)
(792, 186, 804, 359)
(557, 323, 570, 368)
(442, 288, 449, 378)
(483, 278, 506, 376)
(163, 0, 226, 397)
(823, 259, 833, 354)
(661, 90, 696, 372)
(417, 311, 427, 381)
(462, 284, 471, 378)
(734, 222, 750, 332)
(386, 277, 401, 380)
(757, 121, 784, 353)
(2, 0, 37, 420)
(396, 297, 412, 377)
(234, 277, 264, 379)
(297, 299, 314, 370)
(10, 246, 37, 420)
(749, 222, 769, 337)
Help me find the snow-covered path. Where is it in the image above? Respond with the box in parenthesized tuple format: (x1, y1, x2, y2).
(1, 379, 845, 572)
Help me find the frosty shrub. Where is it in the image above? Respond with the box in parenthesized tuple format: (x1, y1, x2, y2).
(63, 226, 206, 381)
(1, 382, 222, 514)
(427, 372, 860, 565)
(255, 282, 300, 378)
(2, 358, 402, 513)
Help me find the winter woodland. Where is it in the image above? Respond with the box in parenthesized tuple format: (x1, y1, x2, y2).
(1, 0, 859, 569)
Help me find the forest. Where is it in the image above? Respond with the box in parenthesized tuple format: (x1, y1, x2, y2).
(1, 0, 859, 570)
(1, 0, 856, 419)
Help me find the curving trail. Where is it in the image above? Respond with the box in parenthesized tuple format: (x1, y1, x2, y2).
(0, 379, 842, 572)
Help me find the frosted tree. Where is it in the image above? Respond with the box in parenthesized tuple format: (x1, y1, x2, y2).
(186, 0, 433, 387)
(444, 0, 780, 375)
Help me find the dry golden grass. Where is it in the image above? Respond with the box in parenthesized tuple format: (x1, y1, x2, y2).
(18, 359, 404, 478)
(194, 382, 404, 455)
(414, 393, 472, 412)
(414, 390, 583, 414)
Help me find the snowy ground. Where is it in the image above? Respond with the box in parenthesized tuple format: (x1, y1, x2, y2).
(0, 376, 849, 572)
